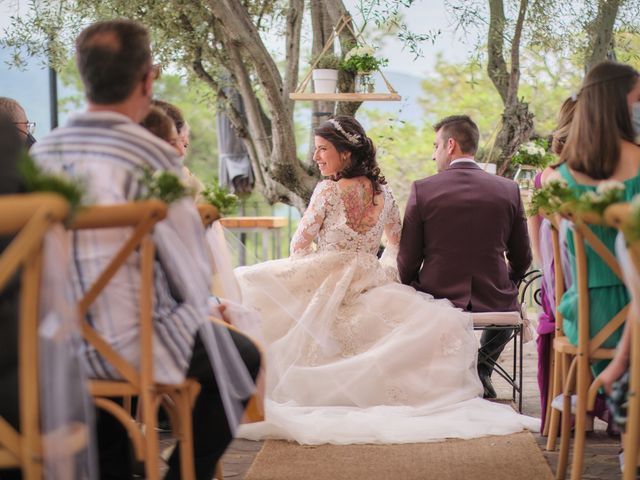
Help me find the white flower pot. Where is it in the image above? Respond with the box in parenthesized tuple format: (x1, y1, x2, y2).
(312, 69, 339, 94)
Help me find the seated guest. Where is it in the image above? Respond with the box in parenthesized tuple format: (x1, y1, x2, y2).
(30, 19, 260, 480)
(0, 97, 36, 149)
(0, 115, 95, 479)
(0, 114, 26, 442)
(152, 99, 205, 196)
(545, 60, 640, 381)
(140, 105, 182, 153)
(529, 96, 576, 429)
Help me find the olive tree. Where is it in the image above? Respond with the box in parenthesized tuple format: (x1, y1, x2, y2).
(2, 0, 431, 210)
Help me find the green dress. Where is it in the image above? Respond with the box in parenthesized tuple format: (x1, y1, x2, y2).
(557, 163, 637, 376)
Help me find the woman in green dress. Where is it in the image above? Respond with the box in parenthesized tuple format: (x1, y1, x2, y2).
(546, 60, 640, 378)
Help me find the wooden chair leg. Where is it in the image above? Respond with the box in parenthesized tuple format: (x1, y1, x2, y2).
(176, 391, 196, 480)
(141, 394, 160, 480)
(556, 355, 574, 480)
(624, 322, 640, 480)
(569, 357, 591, 480)
(215, 461, 224, 480)
(546, 349, 564, 450)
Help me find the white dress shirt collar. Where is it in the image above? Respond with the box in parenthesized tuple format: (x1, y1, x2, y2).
(450, 157, 476, 166)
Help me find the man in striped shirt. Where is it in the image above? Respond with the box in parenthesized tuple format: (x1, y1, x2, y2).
(31, 20, 260, 480)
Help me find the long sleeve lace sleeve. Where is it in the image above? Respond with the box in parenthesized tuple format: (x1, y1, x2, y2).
(290, 181, 334, 256)
(381, 187, 402, 269)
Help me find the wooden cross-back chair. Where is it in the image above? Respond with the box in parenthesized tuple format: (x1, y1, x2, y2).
(541, 210, 568, 446)
(605, 202, 640, 480)
(553, 206, 629, 480)
(0, 193, 87, 479)
(69, 200, 200, 480)
(197, 203, 265, 480)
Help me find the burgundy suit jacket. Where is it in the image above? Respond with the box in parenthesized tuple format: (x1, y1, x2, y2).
(397, 162, 532, 312)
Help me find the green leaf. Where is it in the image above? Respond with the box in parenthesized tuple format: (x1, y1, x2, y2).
(200, 183, 238, 216)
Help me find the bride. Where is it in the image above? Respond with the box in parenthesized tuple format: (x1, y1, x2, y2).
(236, 116, 538, 444)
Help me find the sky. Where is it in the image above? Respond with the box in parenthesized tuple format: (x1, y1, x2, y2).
(0, 1, 480, 133)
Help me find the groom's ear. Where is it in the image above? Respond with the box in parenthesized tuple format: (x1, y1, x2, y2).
(447, 137, 456, 155)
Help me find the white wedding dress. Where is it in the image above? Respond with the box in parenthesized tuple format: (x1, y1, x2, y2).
(236, 179, 538, 444)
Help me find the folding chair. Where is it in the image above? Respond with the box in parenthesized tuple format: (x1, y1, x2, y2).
(553, 207, 627, 480)
(198, 203, 264, 480)
(0, 193, 87, 479)
(605, 202, 640, 480)
(69, 201, 200, 480)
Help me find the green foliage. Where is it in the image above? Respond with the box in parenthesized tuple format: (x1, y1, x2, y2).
(138, 167, 193, 204)
(528, 179, 626, 217)
(340, 45, 388, 73)
(364, 110, 437, 209)
(527, 180, 577, 217)
(419, 51, 582, 161)
(201, 183, 238, 216)
(511, 139, 555, 168)
(313, 53, 341, 70)
(19, 154, 85, 214)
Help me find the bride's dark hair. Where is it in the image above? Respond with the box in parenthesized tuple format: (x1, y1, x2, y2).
(314, 115, 386, 195)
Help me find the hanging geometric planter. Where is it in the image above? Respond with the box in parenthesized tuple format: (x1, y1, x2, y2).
(289, 15, 401, 103)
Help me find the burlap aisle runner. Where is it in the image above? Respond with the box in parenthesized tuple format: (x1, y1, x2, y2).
(245, 432, 552, 480)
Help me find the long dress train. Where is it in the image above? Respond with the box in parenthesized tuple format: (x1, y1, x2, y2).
(236, 180, 538, 444)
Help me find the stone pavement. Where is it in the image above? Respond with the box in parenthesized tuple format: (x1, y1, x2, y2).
(216, 336, 623, 480)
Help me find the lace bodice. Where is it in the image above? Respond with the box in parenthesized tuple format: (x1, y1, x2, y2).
(290, 180, 402, 256)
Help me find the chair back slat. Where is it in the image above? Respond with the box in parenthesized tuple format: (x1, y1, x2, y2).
(589, 305, 629, 353)
(574, 219, 624, 280)
(0, 194, 69, 477)
(197, 204, 220, 228)
(547, 212, 566, 336)
(69, 202, 166, 384)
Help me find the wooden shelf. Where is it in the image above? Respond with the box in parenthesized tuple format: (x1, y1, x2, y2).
(289, 92, 401, 102)
(220, 216, 288, 229)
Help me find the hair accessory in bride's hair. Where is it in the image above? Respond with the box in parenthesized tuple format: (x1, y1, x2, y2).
(328, 119, 361, 145)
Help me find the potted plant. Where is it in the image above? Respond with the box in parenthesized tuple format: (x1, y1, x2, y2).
(341, 45, 388, 94)
(311, 53, 341, 94)
(511, 139, 555, 190)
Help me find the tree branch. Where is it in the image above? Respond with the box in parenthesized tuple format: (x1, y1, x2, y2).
(284, 0, 304, 116)
(507, 0, 528, 105)
(586, 0, 622, 71)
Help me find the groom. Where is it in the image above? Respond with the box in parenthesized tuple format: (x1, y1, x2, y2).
(397, 115, 532, 399)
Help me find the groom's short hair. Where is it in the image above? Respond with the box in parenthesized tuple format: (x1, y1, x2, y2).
(433, 115, 479, 155)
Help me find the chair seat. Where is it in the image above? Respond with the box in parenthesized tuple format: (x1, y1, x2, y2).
(472, 311, 522, 326)
(553, 336, 618, 359)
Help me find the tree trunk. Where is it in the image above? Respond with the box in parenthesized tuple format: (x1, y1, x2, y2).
(485, 0, 532, 176)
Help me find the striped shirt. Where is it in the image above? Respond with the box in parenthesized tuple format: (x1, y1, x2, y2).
(31, 111, 212, 383)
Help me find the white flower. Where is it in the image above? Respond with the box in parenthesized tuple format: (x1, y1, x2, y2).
(596, 180, 625, 195)
(583, 191, 600, 202)
(345, 45, 375, 61)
